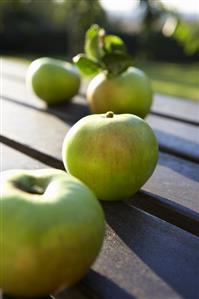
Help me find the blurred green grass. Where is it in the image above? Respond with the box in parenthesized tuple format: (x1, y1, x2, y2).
(4, 56, 199, 101)
(135, 61, 199, 102)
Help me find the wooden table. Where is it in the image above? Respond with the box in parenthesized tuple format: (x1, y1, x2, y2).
(1, 58, 199, 299)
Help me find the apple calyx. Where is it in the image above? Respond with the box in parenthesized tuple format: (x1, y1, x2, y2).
(13, 175, 45, 195)
(105, 111, 114, 118)
(16, 180, 44, 195)
(10, 171, 57, 196)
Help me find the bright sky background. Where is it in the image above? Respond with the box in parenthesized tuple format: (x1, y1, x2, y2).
(100, 0, 199, 15)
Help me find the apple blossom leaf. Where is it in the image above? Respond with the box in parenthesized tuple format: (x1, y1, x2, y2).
(73, 54, 102, 77)
(102, 52, 133, 76)
(84, 24, 105, 61)
(103, 35, 127, 54)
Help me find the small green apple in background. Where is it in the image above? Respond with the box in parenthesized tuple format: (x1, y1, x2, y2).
(26, 57, 80, 105)
(73, 25, 153, 118)
(62, 112, 158, 201)
(0, 169, 105, 297)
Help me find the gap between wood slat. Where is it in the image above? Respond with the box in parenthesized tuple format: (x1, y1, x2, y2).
(1, 135, 198, 237)
(0, 135, 64, 170)
(78, 93, 199, 127)
(2, 71, 199, 127)
(2, 95, 198, 164)
(128, 191, 199, 236)
(2, 95, 81, 124)
(158, 144, 199, 164)
(150, 111, 199, 127)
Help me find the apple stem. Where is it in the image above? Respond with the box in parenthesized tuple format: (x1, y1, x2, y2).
(106, 111, 114, 118)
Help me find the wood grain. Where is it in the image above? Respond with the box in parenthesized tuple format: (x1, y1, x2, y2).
(2, 77, 199, 162)
(152, 93, 199, 126)
(1, 143, 48, 170)
(1, 145, 199, 299)
(2, 58, 198, 124)
(1, 98, 199, 224)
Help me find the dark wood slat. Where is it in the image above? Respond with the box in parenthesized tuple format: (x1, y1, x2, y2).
(2, 58, 29, 80)
(152, 93, 199, 126)
(1, 143, 48, 171)
(2, 58, 199, 124)
(3, 71, 199, 162)
(1, 99, 199, 228)
(129, 191, 199, 236)
(80, 82, 199, 126)
(2, 77, 199, 162)
(143, 151, 199, 217)
(97, 202, 199, 299)
(150, 110, 199, 127)
(1, 144, 199, 299)
(146, 114, 199, 162)
(157, 144, 199, 164)
(1, 137, 199, 236)
(1, 136, 64, 170)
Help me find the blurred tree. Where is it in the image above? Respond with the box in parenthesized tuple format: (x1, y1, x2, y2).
(140, 0, 165, 32)
(139, 0, 199, 56)
(0, 0, 107, 57)
(173, 21, 199, 55)
(0, 0, 55, 34)
(62, 0, 107, 57)
(1, 0, 197, 60)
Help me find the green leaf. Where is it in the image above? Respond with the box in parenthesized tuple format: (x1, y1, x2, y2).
(81, 24, 133, 76)
(84, 24, 104, 61)
(102, 52, 133, 76)
(73, 54, 102, 77)
(103, 35, 127, 54)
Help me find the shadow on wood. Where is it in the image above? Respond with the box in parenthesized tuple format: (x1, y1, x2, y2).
(102, 201, 199, 299)
(81, 270, 137, 299)
(1, 270, 137, 299)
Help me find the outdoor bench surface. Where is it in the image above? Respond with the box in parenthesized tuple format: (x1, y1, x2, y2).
(1, 58, 199, 299)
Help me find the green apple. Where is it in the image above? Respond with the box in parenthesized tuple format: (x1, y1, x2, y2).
(73, 25, 153, 118)
(87, 67, 153, 118)
(62, 112, 158, 201)
(0, 169, 105, 297)
(26, 57, 80, 105)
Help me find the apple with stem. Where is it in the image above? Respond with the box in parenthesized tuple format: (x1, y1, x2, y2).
(73, 24, 153, 118)
(0, 169, 105, 297)
(62, 111, 158, 201)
